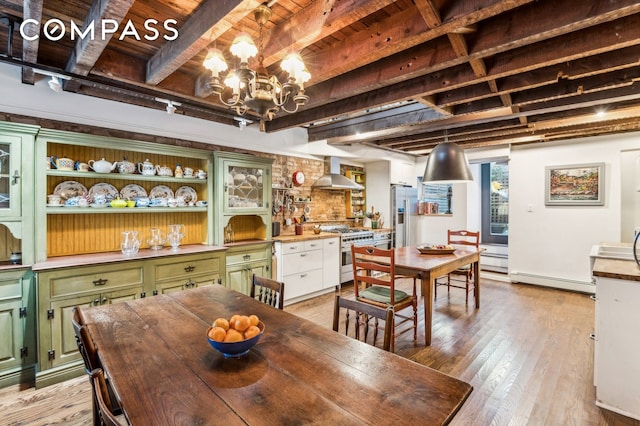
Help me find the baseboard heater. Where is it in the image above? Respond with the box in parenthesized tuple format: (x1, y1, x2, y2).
(510, 272, 594, 294)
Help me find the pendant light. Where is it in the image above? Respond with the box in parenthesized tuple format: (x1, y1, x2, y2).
(422, 131, 474, 183)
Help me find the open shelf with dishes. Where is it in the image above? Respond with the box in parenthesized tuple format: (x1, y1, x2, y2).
(35, 129, 214, 260)
(345, 170, 366, 218)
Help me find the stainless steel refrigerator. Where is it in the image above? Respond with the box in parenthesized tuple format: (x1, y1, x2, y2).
(391, 185, 418, 248)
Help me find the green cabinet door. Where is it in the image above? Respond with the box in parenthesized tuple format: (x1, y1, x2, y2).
(0, 270, 34, 387)
(0, 298, 23, 370)
(46, 286, 145, 369)
(225, 261, 270, 296)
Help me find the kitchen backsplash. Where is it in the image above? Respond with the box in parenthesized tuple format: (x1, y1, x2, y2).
(263, 153, 364, 228)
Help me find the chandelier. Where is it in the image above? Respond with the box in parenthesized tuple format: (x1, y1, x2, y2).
(202, 4, 310, 124)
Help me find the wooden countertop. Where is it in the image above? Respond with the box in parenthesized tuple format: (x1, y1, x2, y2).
(32, 244, 228, 271)
(592, 257, 640, 282)
(273, 233, 340, 243)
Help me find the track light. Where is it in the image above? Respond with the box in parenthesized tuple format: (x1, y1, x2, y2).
(155, 98, 181, 114)
(33, 70, 70, 93)
(48, 76, 62, 93)
(233, 116, 252, 131)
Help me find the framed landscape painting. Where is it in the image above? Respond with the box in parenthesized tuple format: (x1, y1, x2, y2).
(545, 163, 605, 206)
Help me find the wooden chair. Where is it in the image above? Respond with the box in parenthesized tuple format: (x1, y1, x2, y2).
(435, 230, 480, 305)
(90, 368, 127, 426)
(72, 307, 123, 425)
(333, 295, 393, 352)
(72, 307, 100, 373)
(250, 274, 285, 309)
(351, 245, 417, 352)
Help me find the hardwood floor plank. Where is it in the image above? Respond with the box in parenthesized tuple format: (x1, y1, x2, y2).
(1, 278, 638, 426)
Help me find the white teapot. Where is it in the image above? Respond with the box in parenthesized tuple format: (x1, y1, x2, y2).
(138, 159, 156, 175)
(156, 165, 173, 177)
(117, 157, 136, 174)
(88, 158, 117, 173)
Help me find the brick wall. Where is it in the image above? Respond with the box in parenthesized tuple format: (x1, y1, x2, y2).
(262, 154, 363, 233)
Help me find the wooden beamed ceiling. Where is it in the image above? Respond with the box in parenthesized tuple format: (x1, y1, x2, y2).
(1, 0, 640, 154)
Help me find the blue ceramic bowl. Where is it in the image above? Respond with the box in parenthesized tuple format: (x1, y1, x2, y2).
(206, 321, 265, 358)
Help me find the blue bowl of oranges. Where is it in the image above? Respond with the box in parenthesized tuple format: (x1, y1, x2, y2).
(206, 314, 265, 358)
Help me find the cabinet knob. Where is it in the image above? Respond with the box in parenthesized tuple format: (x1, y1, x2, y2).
(101, 297, 107, 304)
(184, 265, 195, 273)
(589, 333, 596, 340)
(93, 298, 100, 306)
(11, 170, 20, 185)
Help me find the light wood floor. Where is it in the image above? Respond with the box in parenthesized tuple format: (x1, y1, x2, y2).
(1, 278, 638, 425)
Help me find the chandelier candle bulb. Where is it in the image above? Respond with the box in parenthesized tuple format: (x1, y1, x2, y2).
(201, 3, 310, 124)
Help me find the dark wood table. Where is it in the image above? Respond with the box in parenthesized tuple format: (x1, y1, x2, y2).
(392, 246, 482, 345)
(81, 285, 472, 425)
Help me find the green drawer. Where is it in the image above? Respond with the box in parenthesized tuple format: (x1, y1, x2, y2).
(154, 253, 221, 282)
(226, 247, 270, 265)
(0, 271, 23, 300)
(44, 264, 145, 298)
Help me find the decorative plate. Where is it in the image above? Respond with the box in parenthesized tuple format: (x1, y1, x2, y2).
(53, 181, 88, 200)
(417, 244, 456, 255)
(120, 184, 148, 201)
(149, 185, 174, 200)
(88, 183, 120, 202)
(175, 186, 197, 203)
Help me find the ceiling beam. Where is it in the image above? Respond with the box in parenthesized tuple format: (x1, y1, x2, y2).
(146, 0, 260, 85)
(21, 0, 43, 84)
(302, 0, 533, 85)
(267, 12, 640, 132)
(322, 81, 640, 147)
(63, 0, 137, 92)
(261, 0, 398, 68)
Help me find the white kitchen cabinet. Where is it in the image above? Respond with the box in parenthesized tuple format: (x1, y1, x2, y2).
(390, 160, 417, 186)
(275, 237, 338, 305)
(593, 275, 640, 420)
(322, 237, 340, 289)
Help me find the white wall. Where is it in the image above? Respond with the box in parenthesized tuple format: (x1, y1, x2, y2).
(508, 132, 640, 292)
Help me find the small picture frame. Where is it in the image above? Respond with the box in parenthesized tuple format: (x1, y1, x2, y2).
(545, 162, 604, 206)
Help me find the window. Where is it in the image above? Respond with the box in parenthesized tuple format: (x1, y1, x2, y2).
(481, 162, 508, 244)
(419, 180, 452, 214)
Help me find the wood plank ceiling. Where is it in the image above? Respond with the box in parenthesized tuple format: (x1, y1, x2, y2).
(1, 0, 640, 155)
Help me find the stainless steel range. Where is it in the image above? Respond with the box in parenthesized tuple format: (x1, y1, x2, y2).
(321, 226, 374, 283)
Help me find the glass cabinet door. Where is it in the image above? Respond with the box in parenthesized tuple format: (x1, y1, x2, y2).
(0, 137, 21, 217)
(223, 160, 269, 213)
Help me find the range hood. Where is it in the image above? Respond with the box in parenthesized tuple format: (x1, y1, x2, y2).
(312, 157, 364, 190)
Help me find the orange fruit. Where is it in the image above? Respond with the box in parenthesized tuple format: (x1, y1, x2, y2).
(212, 318, 230, 331)
(224, 329, 243, 342)
(248, 315, 260, 327)
(233, 315, 251, 332)
(244, 325, 261, 340)
(229, 314, 241, 329)
(208, 327, 227, 342)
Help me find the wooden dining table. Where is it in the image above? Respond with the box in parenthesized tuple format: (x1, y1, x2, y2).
(80, 284, 472, 425)
(391, 246, 482, 346)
